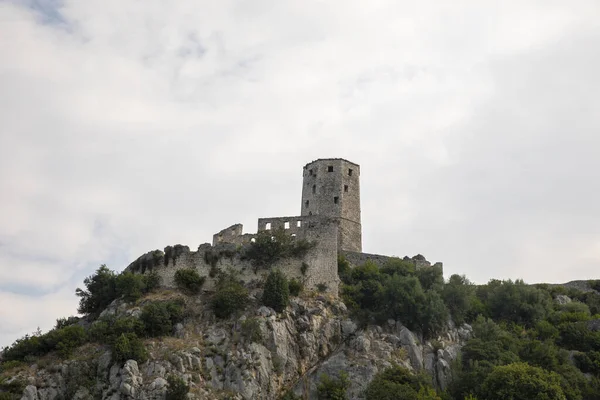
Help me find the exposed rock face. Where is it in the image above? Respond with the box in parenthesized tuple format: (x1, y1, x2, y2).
(11, 297, 471, 400)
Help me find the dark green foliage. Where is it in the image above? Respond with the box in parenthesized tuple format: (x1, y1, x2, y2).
(144, 271, 161, 292)
(112, 333, 148, 364)
(76, 265, 117, 316)
(416, 264, 444, 292)
(262, 270, 290, 312)
(140, 301, 184, 337)
(575, 351, 600, 375)
(365, 364, 437, 400)
(116, 272, 147, 302)
(301, 262, 309, 275)
(1, 325, 87, 362)
(88, 315, 145, 344)
(317, 371, 350, 400)
(174, 268, 206, 295)
(481, 362, 566, 400)
(54, 316, 80, 329)
(288, 278, 303, 296)
(338, 255, 351, 279)
(212, 272, 249, 319)
(0, 377, 25, 400)
(129, 250, 164, 273)
(166, 375, 189, 400)
(244, 229, 315, 269)
(442, 274, 476, 325)
(241, 317, 263, 343)
(280, 390, 302, 400)
(478, 279, 553, 327)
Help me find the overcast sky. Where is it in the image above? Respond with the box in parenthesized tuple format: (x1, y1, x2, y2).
(1, 0, 599, 348)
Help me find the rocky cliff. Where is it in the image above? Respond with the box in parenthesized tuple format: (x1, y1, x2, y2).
(5, 290, 471, 400)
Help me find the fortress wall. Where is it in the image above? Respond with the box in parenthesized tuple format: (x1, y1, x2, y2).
(132, 218, 340, 295)
(212, 224, 256, 246)
(341, 250, 443, 272)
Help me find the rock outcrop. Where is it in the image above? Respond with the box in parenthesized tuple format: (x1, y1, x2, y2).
(8, 295, 471, 400)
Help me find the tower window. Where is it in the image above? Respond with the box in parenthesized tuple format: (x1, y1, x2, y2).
(348, 169, 353, 176)
(312, 184, 316, 194)
(284, 221, 290, 229)
(344, 185, 348, 192)
(265, 222, 271, 230)
(309, 169, 313, 176)
(297, 220, 302, 227)
(305, 200, 309, 208)
(334, 196, 339, 204)
(328, 166, 334, 172)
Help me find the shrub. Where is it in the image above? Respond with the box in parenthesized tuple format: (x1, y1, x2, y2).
(365, 364, 435, 400)
(112, 333, 148, 364)
(166, 375, 189, 400)
(244, 229, 315, 269)
(89, 316, 145, 344)
(174, 268, 206, 295)
(289, 278, 303, 296)
(116, 272, 147, 302)
(54, 316, 80, 329)
(140, 301, 184, 337)
(262, 270, 290, 312)
(481, 362, 566, 400)
(143, 271, 161, 292)
(317, 371, 350, 400)
(241, 318, 263, 344)
(212, 272, 249, 319)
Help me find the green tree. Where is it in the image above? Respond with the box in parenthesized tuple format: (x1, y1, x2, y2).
(262, 270, 290, 312)
(317, 372, 350, 400)
(166, 375, 189, 400)
(174, 268, 206, 295)
(76, 265, 117, 316)
(212, 272, 249, 318)
(140, 301, 184, 337)
(481, 362, 566, 400)
(115, 272, 147, 302)
(442, 274, 475, 324)
(365, 365, 435, 400)
(112, 333, 148, 364)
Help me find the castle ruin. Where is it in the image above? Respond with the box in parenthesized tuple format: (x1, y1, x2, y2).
(126, 158, 441, 295)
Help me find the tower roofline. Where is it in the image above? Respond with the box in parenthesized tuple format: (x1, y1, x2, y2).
(303, 158, 360, 169)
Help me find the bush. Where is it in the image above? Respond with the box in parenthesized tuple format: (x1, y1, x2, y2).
(212, 272, 249, 319)
(112, 333, 148, 364)
(144, 271, 161, 292)
(116, 272, 147, 302)
(317, 371, 350, 400)
(140, 301, 184, 337)
(289, 278, 303, 296)
(365, 364, 436, 400)
(481, 362, 566, 400)
(241, 318, 263, 343)
(166, 375, 189, 400)
(174, 268, 206, 295)
(262, 270, 290, 312)
(244, 229, 314, 269)
(88, 316, 145, 344)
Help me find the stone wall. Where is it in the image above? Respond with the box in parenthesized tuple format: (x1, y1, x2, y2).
(128, 217, 340, 295)
(342, 250, 443, 272)
(212, 224, 256, 246)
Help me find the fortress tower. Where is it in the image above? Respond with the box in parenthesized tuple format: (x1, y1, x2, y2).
(301, 159, 362, 252)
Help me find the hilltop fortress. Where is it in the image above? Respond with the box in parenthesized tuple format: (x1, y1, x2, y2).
(126, 158, 441, 295)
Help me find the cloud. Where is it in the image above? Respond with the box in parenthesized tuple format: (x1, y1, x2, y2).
(1, 0, 599, 346)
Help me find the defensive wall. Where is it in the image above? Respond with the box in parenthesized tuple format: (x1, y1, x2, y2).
(127, 216, 340, 295)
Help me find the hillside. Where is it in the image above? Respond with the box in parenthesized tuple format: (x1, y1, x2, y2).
(2, 242, 600, 400)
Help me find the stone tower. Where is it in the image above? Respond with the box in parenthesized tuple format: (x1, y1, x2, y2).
(301, 158, 362, 252)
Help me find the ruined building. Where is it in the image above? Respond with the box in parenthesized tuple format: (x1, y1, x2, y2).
(127, 158, 440, 295)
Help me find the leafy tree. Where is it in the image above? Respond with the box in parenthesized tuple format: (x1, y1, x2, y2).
(262, 270, 290, 312)
(166, 375, 189, 400)
(416, 264, 444, 292)
(76, 265, 117, 316)
(174, 268, 206, 295)
(288, 278, 303, 296)
(317, 371, 350, 400)
(483, 280, 553, 327)
(140, 301, 184, 337)
(115, 272, 147, 302)
(112, 333, 148, 364)
(442, 274, 475, 324)
(365, 365, 436, 400)
(212, 271, 249, 318)
(481, 362, 566, 400)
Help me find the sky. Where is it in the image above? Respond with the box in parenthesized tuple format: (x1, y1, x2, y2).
(1, 0, 600, 348)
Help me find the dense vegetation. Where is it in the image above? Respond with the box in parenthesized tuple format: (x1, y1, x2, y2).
(244, 228, 315, 269)
(4, 248, 600, 400)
